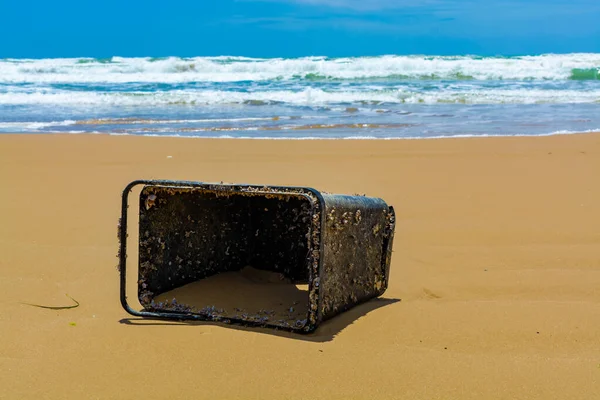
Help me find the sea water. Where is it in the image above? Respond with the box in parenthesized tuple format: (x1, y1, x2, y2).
(0, 54, 599, 138)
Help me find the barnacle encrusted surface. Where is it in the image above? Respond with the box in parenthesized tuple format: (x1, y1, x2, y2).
(137, 185, 321, 330)
(319, 194, 394, 321)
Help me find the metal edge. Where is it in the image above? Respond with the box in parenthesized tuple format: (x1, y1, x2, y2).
(298, 187, 326, 334)
(119, 180, 152, 317)
(379, 205, 396, 295)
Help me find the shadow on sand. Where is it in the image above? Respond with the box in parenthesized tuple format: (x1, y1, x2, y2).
(119, 297, 400, 343)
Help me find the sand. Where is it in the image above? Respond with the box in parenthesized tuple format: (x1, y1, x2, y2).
(153, 267, 310, 326)
(1, 133, 599, 399)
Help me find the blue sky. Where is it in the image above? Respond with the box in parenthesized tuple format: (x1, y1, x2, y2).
(1, 0, 599, 57)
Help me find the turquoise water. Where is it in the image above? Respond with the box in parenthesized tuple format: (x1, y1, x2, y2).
(1, 54, 599, 138)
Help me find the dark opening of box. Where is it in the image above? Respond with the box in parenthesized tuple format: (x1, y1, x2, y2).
(137, 186, 314, 328)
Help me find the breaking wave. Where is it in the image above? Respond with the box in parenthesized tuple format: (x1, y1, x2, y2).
(1, 54, 599, 83)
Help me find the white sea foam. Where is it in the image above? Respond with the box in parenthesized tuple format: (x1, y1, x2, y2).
(100, 129, 600, 140)
(0, 54, 599, 83)
(0, 120, 76, 130)
(1, 87, 598, 105)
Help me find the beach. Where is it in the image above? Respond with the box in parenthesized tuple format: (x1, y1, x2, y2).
(1, 132, 599, 399)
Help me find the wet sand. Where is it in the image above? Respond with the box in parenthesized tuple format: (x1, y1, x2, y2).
(1, 133, 599, 399)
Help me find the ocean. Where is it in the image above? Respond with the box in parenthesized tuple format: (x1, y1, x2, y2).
(0, 54, 599, 139)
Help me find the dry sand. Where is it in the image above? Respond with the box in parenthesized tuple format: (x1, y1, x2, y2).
(153, 267, 310, 325)
(1, 133, 599, 399)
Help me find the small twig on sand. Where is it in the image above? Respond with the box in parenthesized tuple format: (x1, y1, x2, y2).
(21, 294, 80, 310)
